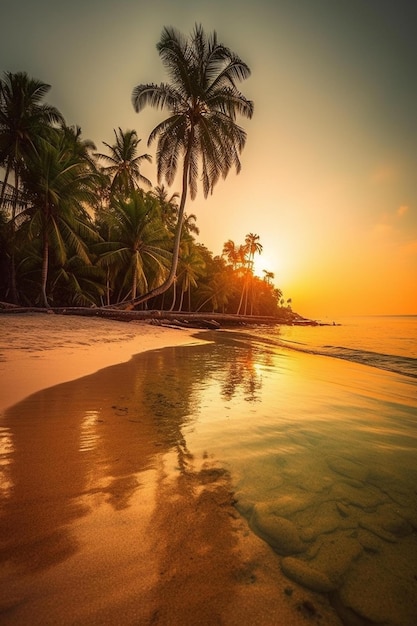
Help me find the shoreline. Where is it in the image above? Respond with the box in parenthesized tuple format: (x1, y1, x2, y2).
(0, 313, 342, 625)
(0, 312, 206, 413)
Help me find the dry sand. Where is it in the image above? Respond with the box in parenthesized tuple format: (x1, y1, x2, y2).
(0, 314, 342, 625)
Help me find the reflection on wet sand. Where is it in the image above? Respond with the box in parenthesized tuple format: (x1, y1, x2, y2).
(0, 340, 341, 625)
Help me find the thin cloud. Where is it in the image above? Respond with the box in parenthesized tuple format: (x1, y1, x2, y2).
(397, 205, 409, 217)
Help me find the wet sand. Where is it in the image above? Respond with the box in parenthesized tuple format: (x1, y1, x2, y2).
(0, 314, 342, 625)
(0, 313, 204, 413)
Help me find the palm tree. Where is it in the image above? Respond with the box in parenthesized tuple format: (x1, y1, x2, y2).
(245, 233, 262, 315)
(151, 184, 179, 230)
(262, 270, 275, 285)
(49, 254, 106, 306)
(222, 239, 243, 270)
(237, 233, 263, 315)
(244, 232, 263, 271)
(196, 273, 232, 313)
(176, 247, 205, 310)
(0, 71, 64, 301)
(94, 128, 152, 198)
(95, 190, 170, 304)
(0, 71, 64, 206)
(131, 24, 253, 306)
(21, 129, 100, 307)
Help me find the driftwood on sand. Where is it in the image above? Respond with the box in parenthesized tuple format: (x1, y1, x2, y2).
(0, 302, 319, 328)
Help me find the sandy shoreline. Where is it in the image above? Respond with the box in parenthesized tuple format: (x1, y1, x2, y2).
(0, 314, 342, 625)
(0, 313, 206, 413)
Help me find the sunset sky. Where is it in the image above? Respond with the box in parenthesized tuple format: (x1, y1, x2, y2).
(2, 0, 416, 318)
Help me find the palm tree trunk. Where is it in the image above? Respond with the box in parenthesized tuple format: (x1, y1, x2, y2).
(9, 168, 20, 304)
(237, 269, 250, 315)
(169, 278, 177, 311)
(196, 294, 213, 312)
(131, 260, 138, 302)
(41, 236, 49, 308)
(178, 287, 185, 311)
(0, 161, 12, 208)
(237, 282, 245, 315)
(106, 269, 111, 306)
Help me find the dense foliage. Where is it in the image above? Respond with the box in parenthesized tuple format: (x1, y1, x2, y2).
(0, 46, 291, 315)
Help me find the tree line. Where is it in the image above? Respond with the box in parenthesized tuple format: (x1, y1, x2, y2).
(0, 25, 291, 316)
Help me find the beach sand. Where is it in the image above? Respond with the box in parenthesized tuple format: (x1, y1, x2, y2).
(0, 314, 342, 625)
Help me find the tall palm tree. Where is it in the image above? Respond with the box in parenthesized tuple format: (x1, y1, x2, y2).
(244, 232, 263, 271)
(21, 129, 100, 307)
(237, 233, 263, 315)
(131, 24, 253, 306)
(0, 71, 64, 301)
(0, 71, 63, 206)
(222, 239, 246, 270)
(94, 128, 152, 198)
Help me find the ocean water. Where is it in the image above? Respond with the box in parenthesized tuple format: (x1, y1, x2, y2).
(258, 315, 417, 377)
(1, 314, 417, 625)
(180, 316, 417, 625)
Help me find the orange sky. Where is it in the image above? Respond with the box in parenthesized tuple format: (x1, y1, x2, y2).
(2, 0, 416, 318)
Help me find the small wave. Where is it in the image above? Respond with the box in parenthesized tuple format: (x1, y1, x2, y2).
(280, 339, 417, 378)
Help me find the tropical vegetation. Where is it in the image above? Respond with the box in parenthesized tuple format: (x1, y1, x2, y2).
(0, 28, 293, 318)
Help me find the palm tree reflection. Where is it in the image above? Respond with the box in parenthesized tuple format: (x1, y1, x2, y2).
(0, 330, 268, 576)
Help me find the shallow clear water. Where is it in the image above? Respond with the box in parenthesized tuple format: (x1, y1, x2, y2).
(176, 323, 417, 625)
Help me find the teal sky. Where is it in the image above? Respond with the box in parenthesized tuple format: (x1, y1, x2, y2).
(2, 0, 416, 317)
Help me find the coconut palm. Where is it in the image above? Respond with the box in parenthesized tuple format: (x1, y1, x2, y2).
(131, 23, 253, 306)
(262, 270, 275, 285)
(244, 232, 263, 271)
(95, 190, 170, 304)
(21, 129, 100, 307)
(50, 254, 106, 306)
(196, 273, 232, 313)
(222, 239, 246, 270)
(95, 128, 152, 198)
(237, 233, 263, 315)
(176, 247, 205, 310)
(0, 71, 64, 206)
(151, 184, 179, 230)
(0, 71, 64, 302)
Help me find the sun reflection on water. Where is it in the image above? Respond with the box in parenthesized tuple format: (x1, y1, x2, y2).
(79, 409, 100, 453)
(0, 426, 13, 498)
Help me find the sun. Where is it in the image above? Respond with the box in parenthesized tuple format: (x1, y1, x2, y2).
(252, 254, 275, 279)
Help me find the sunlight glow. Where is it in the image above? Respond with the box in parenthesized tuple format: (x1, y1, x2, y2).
(252, 255, 274, 279)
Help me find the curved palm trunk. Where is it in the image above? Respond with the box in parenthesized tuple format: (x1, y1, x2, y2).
(169, 278, 177, 311)
(196, 294, 213, 312)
